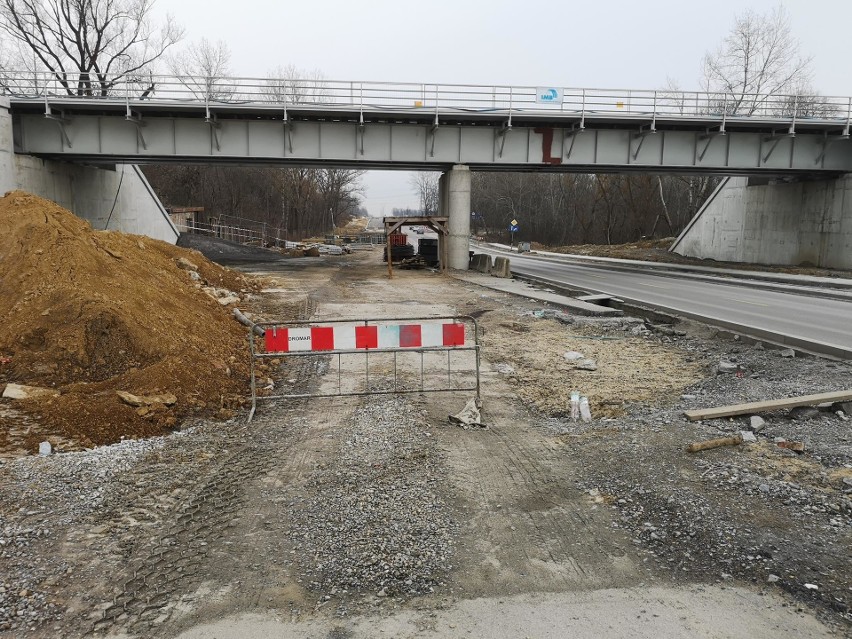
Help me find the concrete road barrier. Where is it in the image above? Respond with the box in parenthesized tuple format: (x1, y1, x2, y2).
(471, 253, 492, 273)
(492, 256, 511, 278)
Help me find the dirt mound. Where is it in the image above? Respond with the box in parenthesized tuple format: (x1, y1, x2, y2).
(0, 191, 256, 453)
(536, 237, 676, 256)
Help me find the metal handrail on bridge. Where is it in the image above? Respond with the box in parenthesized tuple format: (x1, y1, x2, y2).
(2, 72, 851, 132)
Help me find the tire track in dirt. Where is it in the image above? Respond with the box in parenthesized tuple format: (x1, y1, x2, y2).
(85, 426, 283, 636)
(434, 394, 643, 598)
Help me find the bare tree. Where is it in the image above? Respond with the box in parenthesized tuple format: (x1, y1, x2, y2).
(409, 172, 440, 215)
(776, 80, 838, 118)
(318, 168, 363, 228)
(701, 5, 811, 115)
(659, 76, 689, 115)
(264, 63, 329, 104)
(168, 37, 233, 101)
(0, 0, 183, 96)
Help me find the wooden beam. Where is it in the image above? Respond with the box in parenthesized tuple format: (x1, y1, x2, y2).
(386, 235, 393, 279)
(386, 220, 405, 235)
(684, 390, 852, 421)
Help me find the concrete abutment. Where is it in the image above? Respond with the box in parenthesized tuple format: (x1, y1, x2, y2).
(0, 97, 177, 243)
(672, 175, 852, 270)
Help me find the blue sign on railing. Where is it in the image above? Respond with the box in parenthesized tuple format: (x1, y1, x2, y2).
(536, 87, 562, 104)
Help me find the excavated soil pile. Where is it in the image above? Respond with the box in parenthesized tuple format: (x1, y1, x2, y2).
(0, 191, 256, 452)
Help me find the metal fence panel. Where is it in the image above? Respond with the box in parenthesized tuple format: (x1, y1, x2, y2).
(247, 315, 480, 421)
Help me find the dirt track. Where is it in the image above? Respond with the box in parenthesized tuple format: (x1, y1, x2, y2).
(1, 251, 850, 638)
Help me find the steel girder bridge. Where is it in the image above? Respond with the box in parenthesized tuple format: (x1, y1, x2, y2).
(3, 73, 852, 175)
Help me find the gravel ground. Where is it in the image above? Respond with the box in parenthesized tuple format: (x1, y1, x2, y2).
(286, 396, 457, 601)
(0, 435, 170, 633)
(544, 325, 852, 627)
(0, 253, 850, 637)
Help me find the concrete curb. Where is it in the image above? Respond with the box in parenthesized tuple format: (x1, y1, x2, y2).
(451, 272, 622, 317)
(477, 244, 852, 302)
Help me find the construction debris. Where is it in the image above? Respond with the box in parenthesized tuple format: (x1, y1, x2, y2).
(449, 397, 485, 429)
(2, 383, 59, 400)
(116, 391, 178, 407)
(683, 390, 852, 421)
(686, 434, 743, 453)
(233, 308, 265, 337)
(398, 255, 429, 270)
(579, 395, 592, 422)
(576, 359, 598, 371)
(777, 440, 805, 453)
(748, 415, 767, 433)
(175, 256, 199, 271)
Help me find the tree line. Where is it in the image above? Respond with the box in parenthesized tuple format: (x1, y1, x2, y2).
(470, 173, 717, 246)
(142, 165, 364, 239)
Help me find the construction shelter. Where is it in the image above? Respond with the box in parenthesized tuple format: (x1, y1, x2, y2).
(383, 216, 449, 278)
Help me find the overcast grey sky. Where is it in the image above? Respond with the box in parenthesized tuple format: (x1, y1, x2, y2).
(157, 0, 851, 215)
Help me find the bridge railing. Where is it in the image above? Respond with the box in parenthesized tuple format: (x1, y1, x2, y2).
(2, 71, 850, 124)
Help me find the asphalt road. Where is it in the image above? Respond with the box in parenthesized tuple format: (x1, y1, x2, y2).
(478, 247, 852, 358)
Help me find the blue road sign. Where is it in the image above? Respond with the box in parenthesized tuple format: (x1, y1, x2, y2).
(509, 225, 519, 232)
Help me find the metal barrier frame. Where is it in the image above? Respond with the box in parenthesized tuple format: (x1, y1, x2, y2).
(247, 315, 480, 421)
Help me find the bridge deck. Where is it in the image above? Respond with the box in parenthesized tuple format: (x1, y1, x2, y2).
(5, 74, 851, 174)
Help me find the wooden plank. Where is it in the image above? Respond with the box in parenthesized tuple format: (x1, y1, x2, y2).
(684, 390, 852, 421)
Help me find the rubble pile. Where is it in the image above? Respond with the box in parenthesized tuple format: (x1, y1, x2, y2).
(0, 191, 256, 452)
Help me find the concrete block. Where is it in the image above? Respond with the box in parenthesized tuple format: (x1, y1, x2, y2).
(470, 253, 492, 273)
(491, 256, 511, 278)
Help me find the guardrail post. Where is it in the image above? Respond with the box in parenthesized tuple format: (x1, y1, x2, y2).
(652, 90, 657, 130)
(845, 97, 851, 137)
(789, 94, 798, 135)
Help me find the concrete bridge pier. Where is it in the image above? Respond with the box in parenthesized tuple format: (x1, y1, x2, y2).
(441, 164, 472, 270)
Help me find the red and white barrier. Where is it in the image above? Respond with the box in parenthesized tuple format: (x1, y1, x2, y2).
(265, 323, 465, 353)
